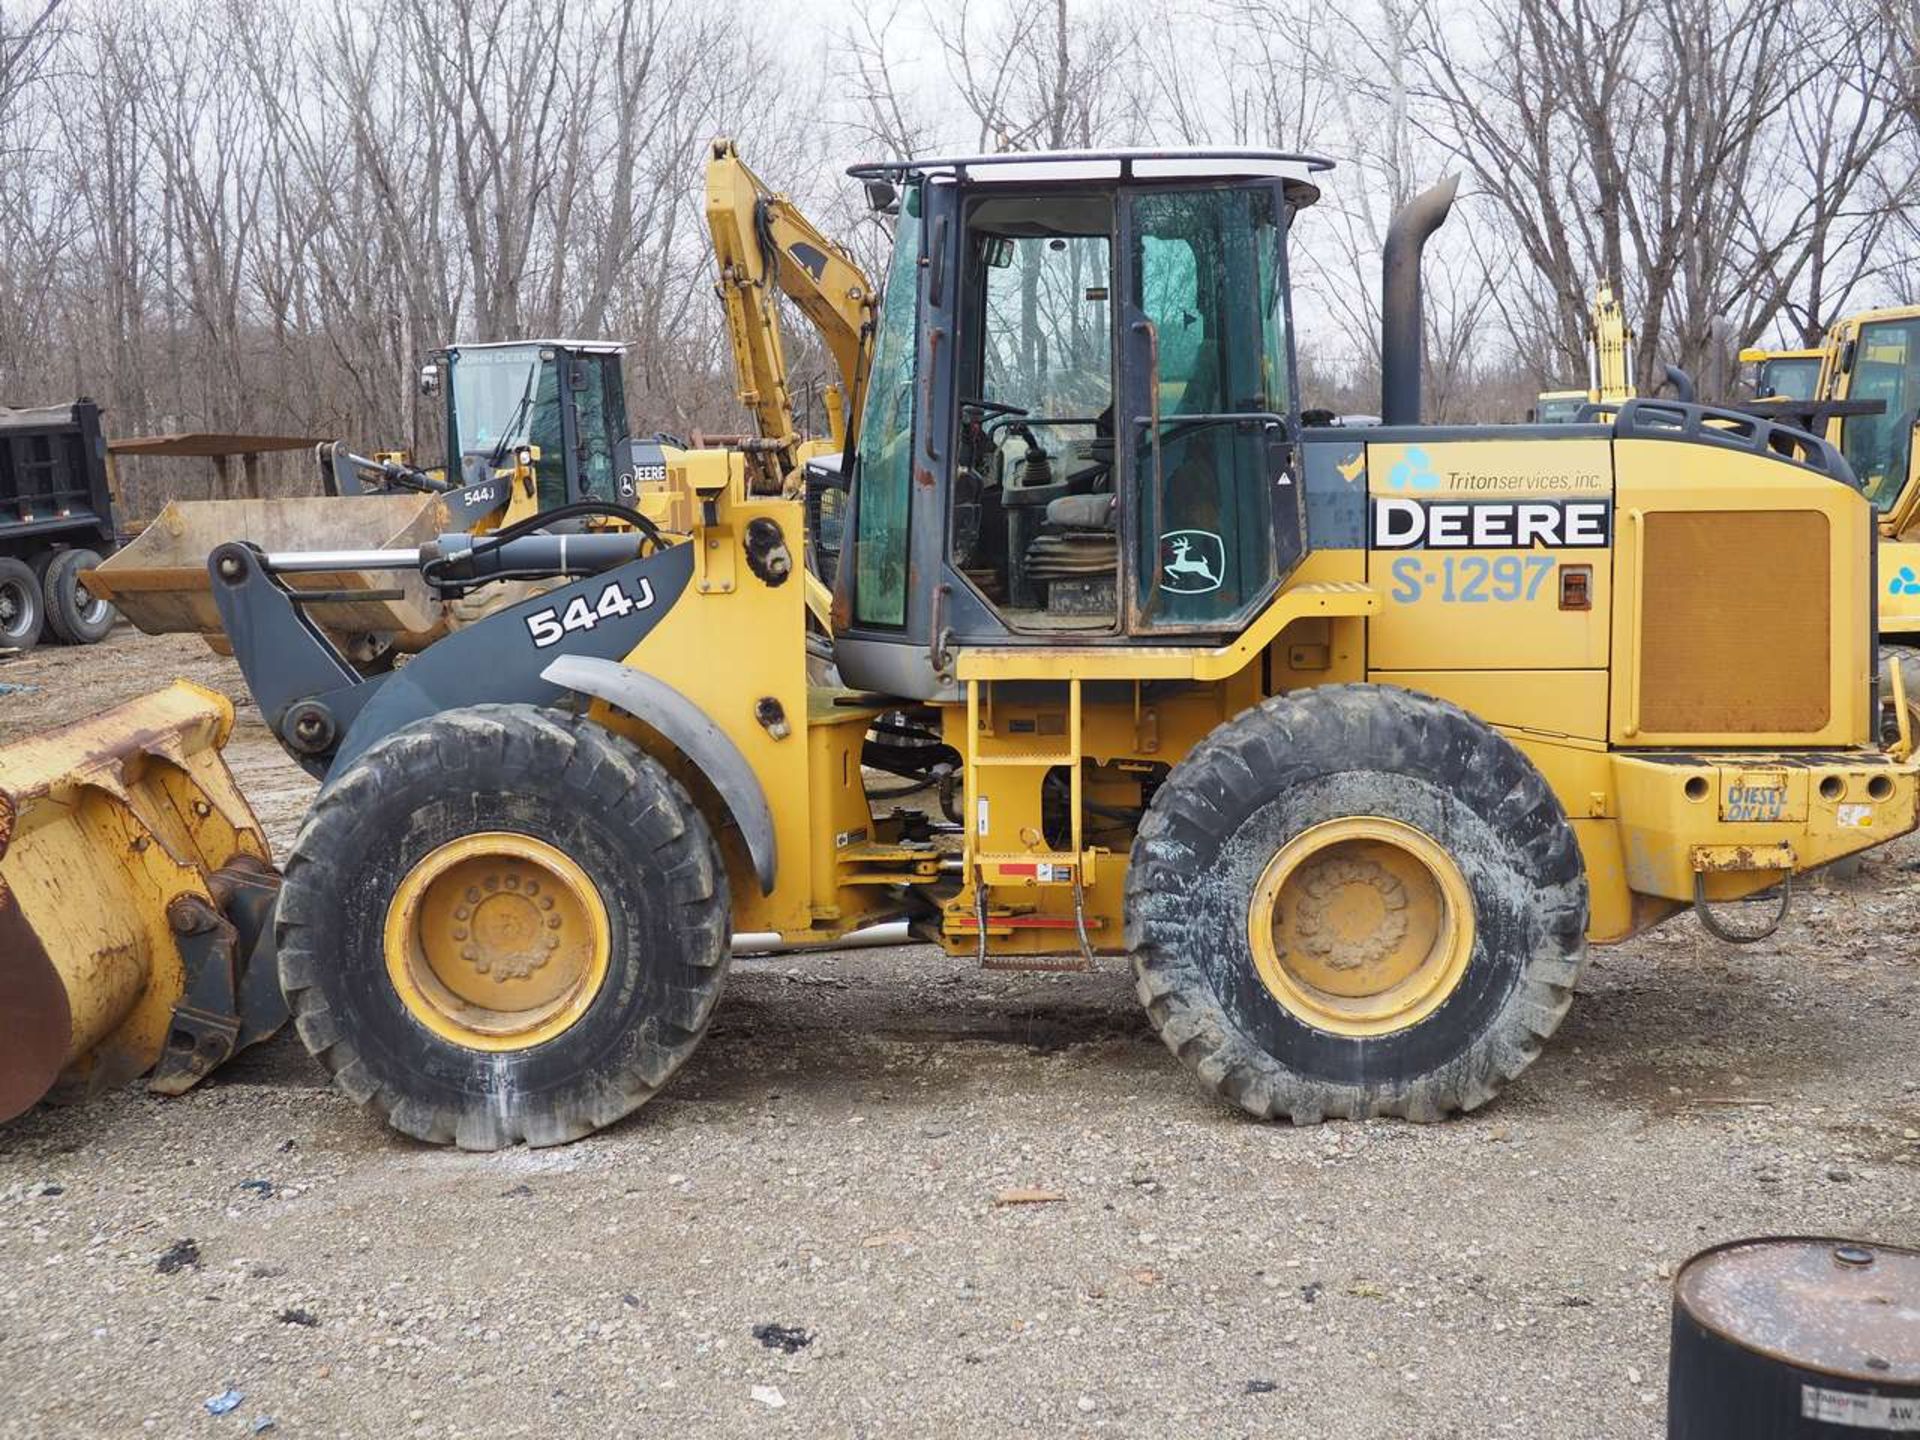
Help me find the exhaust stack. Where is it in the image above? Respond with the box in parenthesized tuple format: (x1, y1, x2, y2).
(1380, 174, 1461, 427)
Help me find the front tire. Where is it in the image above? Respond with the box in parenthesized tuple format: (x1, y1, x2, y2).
(1127, 685, 1588, 1123)
(278, 704, 731, 1148)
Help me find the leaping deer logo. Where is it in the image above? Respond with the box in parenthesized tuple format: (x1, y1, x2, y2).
(1161, 530, 1225, 595)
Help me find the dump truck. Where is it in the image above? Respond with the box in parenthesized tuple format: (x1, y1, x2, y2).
(0, 400, 122, 651)
(6, 147, 1915, 1148)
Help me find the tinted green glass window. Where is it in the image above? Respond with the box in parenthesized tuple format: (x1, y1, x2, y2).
(852, 187, 922, 627)
(1132, 187, 1286, 626)
(1841, 319, 1920, 513)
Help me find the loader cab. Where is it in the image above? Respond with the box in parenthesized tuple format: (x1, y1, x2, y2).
(1827, 312, 1920, 520)
(833, 150, 1327, 697)
(430, 341, 632, 509)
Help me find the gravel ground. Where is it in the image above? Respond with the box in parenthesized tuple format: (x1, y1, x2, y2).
(3, 630, 1918, 1438)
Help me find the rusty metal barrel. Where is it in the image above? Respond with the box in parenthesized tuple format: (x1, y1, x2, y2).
(1669, 1237, 1920, 1437)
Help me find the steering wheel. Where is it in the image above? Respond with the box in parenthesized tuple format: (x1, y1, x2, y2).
(961, 398, 1029, 420)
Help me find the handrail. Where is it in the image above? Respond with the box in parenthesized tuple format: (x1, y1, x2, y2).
(1130, 318, 1164, 621)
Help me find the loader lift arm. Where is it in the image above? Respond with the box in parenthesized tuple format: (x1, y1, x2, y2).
(706, 138, 877, 492)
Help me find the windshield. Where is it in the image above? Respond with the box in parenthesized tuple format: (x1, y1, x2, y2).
(1840, 319, 1920, 512)
(449, 345, 550, 461)
(1756, 355, 1821, 402)
(1535, 394, 1583, 424)
(981, 231, 1112, 417)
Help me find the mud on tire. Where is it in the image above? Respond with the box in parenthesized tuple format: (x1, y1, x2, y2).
(277, 704, 730, 1149)
(1126, 684, 1588, 1123)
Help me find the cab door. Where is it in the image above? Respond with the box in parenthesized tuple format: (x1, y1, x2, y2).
(1116, 183, 1306, 633)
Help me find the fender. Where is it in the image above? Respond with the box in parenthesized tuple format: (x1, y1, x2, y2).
(539, 654, 777, 896)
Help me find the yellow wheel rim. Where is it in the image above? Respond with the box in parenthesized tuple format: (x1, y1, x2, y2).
(1246, 816, 1474, 1037)
(384, 833, 611, 1052)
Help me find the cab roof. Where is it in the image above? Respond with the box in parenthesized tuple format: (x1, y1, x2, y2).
(849, 147, 1332, 209)
(445, 340, 630, 355)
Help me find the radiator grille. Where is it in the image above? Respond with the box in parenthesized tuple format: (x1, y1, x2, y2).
(1638, 510, 1829, 735)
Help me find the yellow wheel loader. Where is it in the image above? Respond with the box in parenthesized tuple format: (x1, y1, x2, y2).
(7, 148, 1917, 1145)
(85, 340, 649, 664)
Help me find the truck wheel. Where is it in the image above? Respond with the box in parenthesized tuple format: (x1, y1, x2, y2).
(278, 704, 731, 1149)
(43, 548, 115, 644)
(1126, 684, 1588, 1123)
(0, 557, 45, 651)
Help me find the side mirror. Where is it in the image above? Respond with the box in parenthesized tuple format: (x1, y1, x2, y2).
(982, 236, 1015, 269)
(863, 178, 897, 213)
(419, 363, 441, 397)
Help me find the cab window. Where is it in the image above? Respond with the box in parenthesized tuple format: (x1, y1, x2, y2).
(1131, 186, 1296, 629)
(1841, 319, 1920, 512)
(850, 184, 922, 627)
(950, 192, 1119, 632)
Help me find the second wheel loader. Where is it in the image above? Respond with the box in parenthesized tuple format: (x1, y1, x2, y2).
(7, 147, 1917, 1148)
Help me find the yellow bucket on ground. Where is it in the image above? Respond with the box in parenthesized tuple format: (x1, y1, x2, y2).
(0, 682, 281, 1121)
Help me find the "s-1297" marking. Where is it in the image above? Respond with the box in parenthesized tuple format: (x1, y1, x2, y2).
(1389, 555, 1556, 604)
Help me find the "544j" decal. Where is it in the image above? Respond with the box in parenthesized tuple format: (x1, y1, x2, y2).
(524, 576, 657, 649)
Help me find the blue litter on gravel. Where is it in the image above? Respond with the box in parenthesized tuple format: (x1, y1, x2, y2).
(0, 681, 37, 696)
(204, 1388, 244, 1416)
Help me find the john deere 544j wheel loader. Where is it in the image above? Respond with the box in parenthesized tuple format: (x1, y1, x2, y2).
(5, 148, 1915, 1146)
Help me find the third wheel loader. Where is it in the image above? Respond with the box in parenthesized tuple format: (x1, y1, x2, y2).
(7, 147, 1917, 1147)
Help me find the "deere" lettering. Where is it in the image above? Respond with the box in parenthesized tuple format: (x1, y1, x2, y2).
(1372, 497, 1611, 550)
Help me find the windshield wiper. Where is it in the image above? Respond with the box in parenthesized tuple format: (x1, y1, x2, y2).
(485, 366, 540, 470)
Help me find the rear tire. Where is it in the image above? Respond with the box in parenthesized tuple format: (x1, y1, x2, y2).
(277, 704, 731, 1148)
(1127, 684, 1588, 1123)
(0, 557, 45, 651)
(43, 548, 115, 644)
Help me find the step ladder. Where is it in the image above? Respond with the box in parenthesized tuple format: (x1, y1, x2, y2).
(960, 677, 1099, 971)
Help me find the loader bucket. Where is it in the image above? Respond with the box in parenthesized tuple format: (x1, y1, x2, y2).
(87, 494, 449, 641)
(0, 682, 284, 1123)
